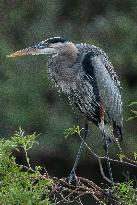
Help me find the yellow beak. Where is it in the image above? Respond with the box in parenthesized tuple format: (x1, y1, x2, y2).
(6, 47, 40, 58)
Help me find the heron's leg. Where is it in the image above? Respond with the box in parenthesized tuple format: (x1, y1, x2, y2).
(68, 118, 89, 184)
(102, 130, 114, 188)
(99, 104, 113, 188)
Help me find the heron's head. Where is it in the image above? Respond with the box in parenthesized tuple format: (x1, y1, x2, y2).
(7, 37, 78, 58)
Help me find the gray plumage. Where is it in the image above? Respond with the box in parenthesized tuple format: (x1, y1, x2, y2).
(8, 37, 123, 140)
(8, 37, 123, 184)
(47, 41, 123, 140)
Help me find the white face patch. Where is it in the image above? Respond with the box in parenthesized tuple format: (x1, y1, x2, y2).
(31, 48, 57, 55)
(50, 42, 64, 48)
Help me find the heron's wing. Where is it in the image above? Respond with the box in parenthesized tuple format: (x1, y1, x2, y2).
(87, 44, 121, 88)
(99, 52, 121, 88)
(82, 52, 123, 140)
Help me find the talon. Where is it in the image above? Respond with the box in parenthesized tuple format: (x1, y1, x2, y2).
(66, 170, 79, 186)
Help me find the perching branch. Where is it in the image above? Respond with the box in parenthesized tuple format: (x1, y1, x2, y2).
(49, 176, 126, 205)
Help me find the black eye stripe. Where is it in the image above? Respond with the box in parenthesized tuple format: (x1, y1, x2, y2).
(37, 43, 46, 48)
(35, 37, 68, 49)
(44, 37, 67, 44)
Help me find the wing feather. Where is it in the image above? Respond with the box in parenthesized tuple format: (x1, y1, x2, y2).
(91, 56, 123, 129)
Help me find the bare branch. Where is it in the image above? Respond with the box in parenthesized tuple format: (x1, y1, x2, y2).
(49, 176, 126, 205)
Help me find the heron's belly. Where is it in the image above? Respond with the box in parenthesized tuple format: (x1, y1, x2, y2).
(69, 80, 100, 122)
(48, 64, 100, 122)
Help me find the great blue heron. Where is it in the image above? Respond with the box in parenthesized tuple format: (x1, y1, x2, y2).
(7, 37, 123, 185)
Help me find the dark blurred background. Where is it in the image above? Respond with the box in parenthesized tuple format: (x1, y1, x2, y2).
(0, 0, 137, 200)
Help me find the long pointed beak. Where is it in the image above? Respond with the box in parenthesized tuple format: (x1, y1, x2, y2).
(7, 44, 57, 58)
(7, 47, 40, 58)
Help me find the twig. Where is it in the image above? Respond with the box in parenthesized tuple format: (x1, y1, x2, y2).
(115, 138, 137, 166)
(98, 158, 116, 185)
(79, 133, 137, 168)
(23, 146, 31, 169)
(50, 176, 126, 205)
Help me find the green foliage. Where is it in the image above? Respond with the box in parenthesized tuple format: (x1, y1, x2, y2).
(64, 125, 83, 139)
(0, 128, 52, 205)
(117, 153, 125, 162)
(129, 102, 137, 106)
(127, 102, 137, 121)
(134, 152, 137, 161)
(114, 181, 137, 205)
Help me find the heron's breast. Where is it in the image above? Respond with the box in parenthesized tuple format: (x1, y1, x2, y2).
(48, 66, 80, 94)
(48, 58, 83, 92)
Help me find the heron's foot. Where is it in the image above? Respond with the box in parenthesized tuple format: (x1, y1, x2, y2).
(66, 170, 79, 186)
(104, 188, 112, 195)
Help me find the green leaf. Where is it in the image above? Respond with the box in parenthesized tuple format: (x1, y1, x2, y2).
(0, 129, 52, 205)
(117, 153, 125, 162)
(64, 125, 83, 139)
(129, 102, 137, 106)
(131, 110, 137, 115)
(127, 116, 137, 121)
(134, 152, 137, 161)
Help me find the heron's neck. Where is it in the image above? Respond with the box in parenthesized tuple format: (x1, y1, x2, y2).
(48, 44, 79, 82)
(58, 43, 79, 66)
